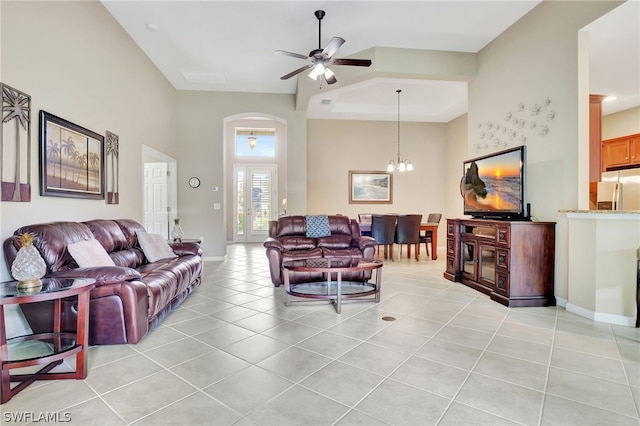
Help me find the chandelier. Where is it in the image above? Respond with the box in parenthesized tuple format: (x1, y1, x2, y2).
(387, 89, 413, 172)
(248, 132, 257, 150)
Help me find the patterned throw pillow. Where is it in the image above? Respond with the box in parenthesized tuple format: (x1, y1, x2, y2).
(305, 215, 331, 238)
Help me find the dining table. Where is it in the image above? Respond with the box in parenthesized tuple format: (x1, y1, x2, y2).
(359, 220, 439, 260)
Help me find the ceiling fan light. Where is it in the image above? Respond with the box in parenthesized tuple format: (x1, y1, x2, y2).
(313, 62, 325, 75)
(324, 67, 334, 79)
(308, 69, 319, 80)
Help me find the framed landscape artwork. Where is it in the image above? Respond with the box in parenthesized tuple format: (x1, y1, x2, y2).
(39, 111, 105, 199)
(349, 170, 393, 204)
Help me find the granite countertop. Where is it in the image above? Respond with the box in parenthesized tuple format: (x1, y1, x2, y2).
(560, 210, 640, 214)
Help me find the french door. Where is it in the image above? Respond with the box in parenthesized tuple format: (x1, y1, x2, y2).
(233, 164, 277, 243)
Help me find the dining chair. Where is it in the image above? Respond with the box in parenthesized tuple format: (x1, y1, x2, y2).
(395, 214, 423, 261)
(358, 213, 373, 236)
(371, 214, 397, 261)
(419, 213, 442, 257)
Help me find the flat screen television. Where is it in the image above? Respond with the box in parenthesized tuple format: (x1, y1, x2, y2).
(462, 145, 528, 220)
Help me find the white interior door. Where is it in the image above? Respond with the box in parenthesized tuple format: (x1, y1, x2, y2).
(233, 164, 277, 243)
(143, 162, 169, 238)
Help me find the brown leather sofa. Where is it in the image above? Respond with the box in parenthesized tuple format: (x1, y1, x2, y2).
(3, 219, 202, 345)
(263, 215, 376, 286)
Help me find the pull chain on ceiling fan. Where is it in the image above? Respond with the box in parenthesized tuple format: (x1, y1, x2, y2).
(275, 10, 372, 85)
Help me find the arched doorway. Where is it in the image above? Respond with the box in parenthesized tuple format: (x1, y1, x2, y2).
(224, 114, 287, 243)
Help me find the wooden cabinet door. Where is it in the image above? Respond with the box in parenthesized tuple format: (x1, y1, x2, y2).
(630, 136, 640, 166)
(602, 138, 631, 170)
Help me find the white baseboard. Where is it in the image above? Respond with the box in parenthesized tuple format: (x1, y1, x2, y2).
(566, 302, 635, 327)
(203, 255, 226, 262)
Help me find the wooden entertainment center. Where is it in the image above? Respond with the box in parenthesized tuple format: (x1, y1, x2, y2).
(443, 218, 556, 307)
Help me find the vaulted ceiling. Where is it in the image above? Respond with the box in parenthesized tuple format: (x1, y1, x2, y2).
(101, 1, 639, 122)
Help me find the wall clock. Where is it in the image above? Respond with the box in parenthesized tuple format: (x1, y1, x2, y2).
(188, 177, 200, 188)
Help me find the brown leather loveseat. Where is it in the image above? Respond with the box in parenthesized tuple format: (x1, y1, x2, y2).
(3, 219, 203, 345)
(263, 215, 376, 286)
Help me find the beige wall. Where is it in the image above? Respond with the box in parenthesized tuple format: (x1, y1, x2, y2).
(468, 0, 622, 302)
(0, 0, 178, 335)
(1, 0, 177, 279)
(602, 106, 640, 139)
(306, 118, 447, 220)
(175, 90, 307, 257)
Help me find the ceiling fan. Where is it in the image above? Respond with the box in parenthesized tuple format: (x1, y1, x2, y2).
(275, 10, 372, 85)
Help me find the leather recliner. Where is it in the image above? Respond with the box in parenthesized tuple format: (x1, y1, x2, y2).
(263, 215, 376, 286)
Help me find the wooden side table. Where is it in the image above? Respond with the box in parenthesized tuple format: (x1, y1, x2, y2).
(0, 277, 95, 404)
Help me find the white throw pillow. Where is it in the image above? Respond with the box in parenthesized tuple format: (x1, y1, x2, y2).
(137, 232, 178, 262)
(68, 238, 115, 268)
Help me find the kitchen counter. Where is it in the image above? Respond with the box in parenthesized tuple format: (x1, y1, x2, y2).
(559, 209, 640, 214)
(562, 211, 639, 326)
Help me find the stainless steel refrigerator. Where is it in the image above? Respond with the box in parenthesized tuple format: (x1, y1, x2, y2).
(597, 168, 640, 210)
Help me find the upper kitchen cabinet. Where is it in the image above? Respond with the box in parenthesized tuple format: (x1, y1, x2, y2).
(602, 133, 640, 171)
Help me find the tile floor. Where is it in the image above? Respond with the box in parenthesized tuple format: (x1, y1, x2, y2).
(2, 243, 639, 425)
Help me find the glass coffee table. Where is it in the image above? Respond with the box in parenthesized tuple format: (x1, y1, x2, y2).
(282, 257, 383, 313)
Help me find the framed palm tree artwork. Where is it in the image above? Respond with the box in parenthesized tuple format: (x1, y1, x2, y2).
(105, 130, 119, 204)
(39, 111, 105, 200)
(1, 83, 32, 202)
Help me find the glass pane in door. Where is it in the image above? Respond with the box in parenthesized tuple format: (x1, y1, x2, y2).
(250, 171, 271, 232)
(236, 170, 245, 236)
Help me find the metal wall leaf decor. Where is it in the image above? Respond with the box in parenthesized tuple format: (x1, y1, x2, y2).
(473, 96, 556, 153)
(105, 130, 119, 204)
(1, 83, 32, 202)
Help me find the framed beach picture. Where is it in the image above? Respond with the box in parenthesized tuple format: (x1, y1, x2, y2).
(39, 111, 105, 199)
(349, 170, 393, 204)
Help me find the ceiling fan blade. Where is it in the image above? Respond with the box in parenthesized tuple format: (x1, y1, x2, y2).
(322, 36, 345, 58)
(280, 64, 314, 80)
(275, 50, 310, 61)
(331, 58, 372, 67)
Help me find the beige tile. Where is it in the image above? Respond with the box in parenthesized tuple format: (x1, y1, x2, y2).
(554, 330, 620, 359)
(257, 346, 331, 381)
(433, 324, 494, 350)
(497, 321, 554, 345)
(85, 353, 163, 394)
(473, 351, 548, 391)
(133, 391, 241, 425)
(390, 356, 469, 398)
(414, 337, 483, 370)
(301, 360, 384, 406)
(439, 401, 521, 425)
(541, 394, 639, 425)
(144, 337, 216, 368)
(486, 334, 552, 364)
(455, 373, 544, 425)
(355, 379, 450, 425)
(222, 333, 289, 363)
(247, 384, 349, 425)
(551, 346, 628, 383)
(100, 371, 196, 424)
(56, 396, 126, 425)
(192, 323, 256, 349)
(170, 349, 250, 388)
(338, 342, 410, 376)
(203, 365, 293, 415)
(546, 367, 638, 417)
(366, 326, 430, 354)
(296, 330, 362, 359)
(262, 320, 322, 344)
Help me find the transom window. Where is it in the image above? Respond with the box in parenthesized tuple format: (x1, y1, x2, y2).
(235, 128, 276, 157)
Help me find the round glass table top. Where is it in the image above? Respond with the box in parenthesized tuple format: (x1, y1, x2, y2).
(1, 277, 95, 299)
(282, 257, 382, 271)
